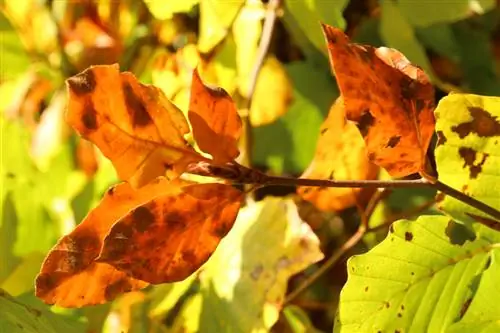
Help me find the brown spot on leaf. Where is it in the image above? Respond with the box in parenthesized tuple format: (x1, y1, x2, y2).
(132, 206, 156, 233)
(364, 286, 369, 292)
(81, 99, 98, 131)
(389, 224, 395, 233)
(122, 82, 153, 127)
(386, 135, 401, 148)
(458, 147, 488, 179)
(397, 313, 402, 318)
(436, 131, 447, 146)
(452, 107, 500, 138)
(67, 68, 96, 95)
(164, 211, 187, 230)
(181, 250, 196, 262)
(104, 278, 133, 301)
(250, 264, 264, 280)
(460, 298, 472, 318)
(357, 110, 375, 136)
(405, 231, 413, 241)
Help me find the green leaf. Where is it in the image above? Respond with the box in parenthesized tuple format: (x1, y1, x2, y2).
(335, 215, 500, 332)
(0, 289, 86, 333)
(283, 305, 324, 333)
(284, 0, 348, 55)
(434, 94, 500, 224)
(380, 0, 437, 82)
(1, 252, 45, 296)
(149, 275, 196, 318)
(145, 0, 199, 20)
(174, 198, 324, 332)
(0, 10, 31, 80)
(447, 249, 500, 332)
(198, 0, 244, 52)
(393, 0, 495, 27)
(451, 17, 500, 95)
(252, 60, 338, 174)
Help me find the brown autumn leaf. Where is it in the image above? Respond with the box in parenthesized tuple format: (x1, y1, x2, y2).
(298, 97, 379, 211)
(321, 24, 436, 178)
(188, 68, 242, 164)
(97, 183, 243, 284)
(35, 179, 178, 307)
(66, 64, 206, 188)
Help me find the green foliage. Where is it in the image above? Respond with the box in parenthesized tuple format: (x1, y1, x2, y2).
(336, 215, 500, 332)
(392, 0, 496, 27)
(434, 94, 500, 224)
(0, 11, 30, 80)
(0, 289, 85, 333)
(253, 59, 338, 173)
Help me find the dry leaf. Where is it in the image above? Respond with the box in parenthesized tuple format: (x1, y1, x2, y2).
(298, 97, 379, 211)
(188, 69, 242, 163)
(34, 179, 178, 307)
(66, 64, 206, 188)
(97, 183, 243, 284)
(321, 24, 435, 177)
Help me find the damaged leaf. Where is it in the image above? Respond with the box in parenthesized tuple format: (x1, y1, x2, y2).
(321, 24, 435, 177)
(66, 64, 206, 188)
(434, 93, 500, 224)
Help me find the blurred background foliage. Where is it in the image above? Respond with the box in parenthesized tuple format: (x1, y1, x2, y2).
(1, 0, 499, 332)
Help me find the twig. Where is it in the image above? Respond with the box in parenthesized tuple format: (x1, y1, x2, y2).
(239, 0, 282, 169)
(365, 188, 392, 222)
(284, 227, 366, 304)
(263, 176, 432, 188)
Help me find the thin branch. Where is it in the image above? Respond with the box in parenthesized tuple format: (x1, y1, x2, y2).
(284, 227, 366, 304)
(434, 180, 500, 221)
(263, 176, 433, 188)
(239, 0, 282, 170)
(365, 188, 392, 222)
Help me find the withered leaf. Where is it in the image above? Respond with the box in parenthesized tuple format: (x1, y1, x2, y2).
(35, 178, 181, 307)
(298, 97, 379, 211)
(97, 183, 243, 284)
(66, 64, 206, 188)
(321, 24, 435, 177)
(188, 68, 242, 164)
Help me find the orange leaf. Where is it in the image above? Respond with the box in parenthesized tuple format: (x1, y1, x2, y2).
(188, 68, 242, 163)
(298, 97, 379, 211)
(321, 24, 435, 177)
(97, 183, 243, 284)
(66, 64, 206, 188)
(35, 178, 180, 307)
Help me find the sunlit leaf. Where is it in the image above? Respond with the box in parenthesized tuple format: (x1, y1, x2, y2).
(98, 183, 243, 284)
(322, 24, 435, 177)
(65, 64, 206, 188)
(253, 59, 338, 174)
(335, 215, 500, 332)
(298, 97, 379, 211)
(284, 0, 348, 55)
(188, 69, 242, 164)
(250, 56, 294, 127)
(198, 0, 244, 52)
(447, 250, 500, 332)
(232, 0, 264, 97)
(0, 11, 31, 80)
(434, 93, 500, 224)
(145, 0, 199, 20)
(173, 198, 324, 332)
